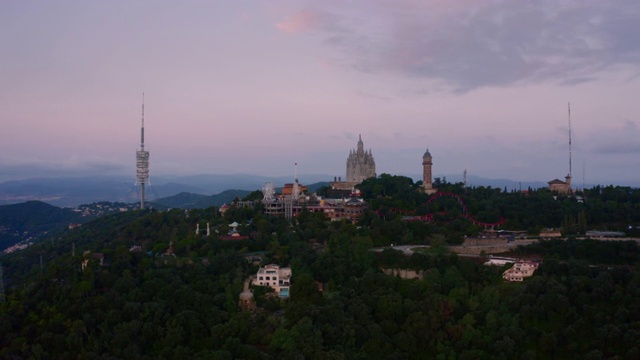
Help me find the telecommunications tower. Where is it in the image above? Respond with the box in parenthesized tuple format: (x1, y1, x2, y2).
(136, 94, 150, 209)
(567, 102, 572, 191)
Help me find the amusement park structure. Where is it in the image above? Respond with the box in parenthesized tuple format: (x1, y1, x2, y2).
(388, 191, 506, 229)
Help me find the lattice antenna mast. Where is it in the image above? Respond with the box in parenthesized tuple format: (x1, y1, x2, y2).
(583, 161, 586, 191)
(568, 102, 572, 178)
(136, 93, 150, 209)
(141, 94, 145, 151)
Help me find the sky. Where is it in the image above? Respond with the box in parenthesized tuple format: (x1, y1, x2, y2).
(1, 0, 640, 185)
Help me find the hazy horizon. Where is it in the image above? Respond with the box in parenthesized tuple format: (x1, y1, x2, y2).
(1, 171, 634, 190)
(2, 1, 640, 185)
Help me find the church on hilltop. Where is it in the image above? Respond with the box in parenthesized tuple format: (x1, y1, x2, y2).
(346, 135, 376, 183)
(330, 135, 376, 192)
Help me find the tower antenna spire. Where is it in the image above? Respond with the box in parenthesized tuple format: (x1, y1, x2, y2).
(141, 92, 145, 150)
(568, 102, 572, 178)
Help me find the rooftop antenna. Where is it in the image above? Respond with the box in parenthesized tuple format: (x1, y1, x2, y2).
(292, 162, 300, 200)
(136, 93, 150, 209)
(583, 161, 586, 191)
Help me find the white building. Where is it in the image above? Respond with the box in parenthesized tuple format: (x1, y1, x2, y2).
(252, 264, 291, 298)
(484, 256, 518, 266)
(502, 261, 539, 282)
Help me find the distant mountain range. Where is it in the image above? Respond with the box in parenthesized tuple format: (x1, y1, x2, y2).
(0, 173, 617, 207)
(0, 180, 334, 251)
(0, 174, 332, 207)
(151, 182, 330, 209)
(151, 190, 253, 209)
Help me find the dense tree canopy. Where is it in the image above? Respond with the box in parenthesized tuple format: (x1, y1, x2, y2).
(1, 180, 640, 358)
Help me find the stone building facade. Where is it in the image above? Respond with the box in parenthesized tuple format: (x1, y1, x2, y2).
(502, 261, 539, 282)
(548, 174, 572, 195)
(346, 135, 376, 183)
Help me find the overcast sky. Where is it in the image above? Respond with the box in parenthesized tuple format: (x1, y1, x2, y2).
(2, 1, 640, 185)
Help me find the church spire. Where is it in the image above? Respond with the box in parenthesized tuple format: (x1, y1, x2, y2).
(346, 135, 376, 183)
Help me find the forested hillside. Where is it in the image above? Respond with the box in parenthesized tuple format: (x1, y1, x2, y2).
(1, 177, 640, 358)
(152, 189, 252, 209)
(0, 201, 85, 251)
(355, 174, 640, 242)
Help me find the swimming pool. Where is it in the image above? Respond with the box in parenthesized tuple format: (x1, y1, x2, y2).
(279, 287, 290, 298)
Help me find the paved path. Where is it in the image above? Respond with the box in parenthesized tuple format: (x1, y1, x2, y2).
(370, 245, 427, 255)
(371, 238, 537, 256)
(243, 275, 254, 292)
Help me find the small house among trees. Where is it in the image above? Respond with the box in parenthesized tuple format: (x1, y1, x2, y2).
(502, 261, 539, 282)
(253, 264, 291, 298)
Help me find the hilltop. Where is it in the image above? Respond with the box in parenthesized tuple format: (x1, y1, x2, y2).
(3, 172, 624, 208)
(1, 176, 639, 358)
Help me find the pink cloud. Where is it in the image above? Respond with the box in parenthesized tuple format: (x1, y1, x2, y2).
(276, 10, 318, 33)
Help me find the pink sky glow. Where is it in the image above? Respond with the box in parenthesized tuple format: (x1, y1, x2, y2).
(1, 1, 640, 185)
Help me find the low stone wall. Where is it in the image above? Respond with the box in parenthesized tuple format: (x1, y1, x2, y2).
(449, 245, 513, 255)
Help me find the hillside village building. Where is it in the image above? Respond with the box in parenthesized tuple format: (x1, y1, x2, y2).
(248, 147, 368, 222)
(548, 174, 572, 194)
(502, 261, 539, 282)
(282, 183, 309, 196)
(253, 264, 291, 298)
(262, 193, 367, 223)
